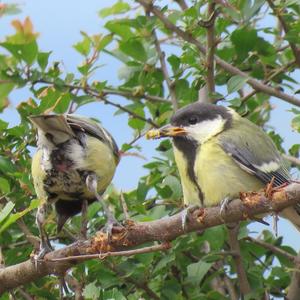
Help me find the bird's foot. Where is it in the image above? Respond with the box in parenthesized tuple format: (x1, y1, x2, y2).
(220, 197, 231, 222)
(101, 216, 124, 242)
(33, 238, 53, 268)
(181, 205, 200, 231)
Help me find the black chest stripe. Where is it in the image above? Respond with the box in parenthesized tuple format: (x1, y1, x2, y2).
(173, 137, 204, 205)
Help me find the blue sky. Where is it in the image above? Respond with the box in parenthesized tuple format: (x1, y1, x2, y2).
(1, 0, 299, 250)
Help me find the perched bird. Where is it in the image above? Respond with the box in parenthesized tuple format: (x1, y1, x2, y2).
(30, 114, 120, 257)
(146, 102, 300, 231)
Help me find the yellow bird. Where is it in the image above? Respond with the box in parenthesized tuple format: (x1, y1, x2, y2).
(30, 114, 120, 257)
(147, 102, 300, 231)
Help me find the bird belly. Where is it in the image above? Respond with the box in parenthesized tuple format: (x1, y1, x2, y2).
(43, 169, 90, 202)
(195, 140, 264, 207)
(32, 136, 117, 204)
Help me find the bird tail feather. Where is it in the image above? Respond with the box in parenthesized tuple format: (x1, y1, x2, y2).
(29, 115, 75, 144)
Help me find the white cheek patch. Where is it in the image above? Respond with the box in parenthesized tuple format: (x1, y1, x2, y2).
(186, 116, 226, 144)
(254, 161, 280, 173)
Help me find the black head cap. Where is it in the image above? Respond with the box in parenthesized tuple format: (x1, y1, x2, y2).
(170, 102, 232, 128)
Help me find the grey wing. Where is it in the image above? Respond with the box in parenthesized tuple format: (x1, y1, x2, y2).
(66, 114, 119, 157)
(219, 120, 290, 187)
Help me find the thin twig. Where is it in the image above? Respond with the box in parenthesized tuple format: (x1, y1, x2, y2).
(266, 0, 300, 67)
(16, 218, 40, 249)
(80, 200, 88, 239)
(102, 88, 168, 103)
(137, 0, 300, 107)
(147, 10, 178, 110)
(283, 154, 300, 168)
(241, 61, 295, 103)
(174, 0, 188, 10)
(17, 288, 34, 300)
(120, 191, 130, 220)
(227, 224, 251, 295)
(65, 275, 84, 300)
(105, 260, 161, 300)
(205, 2, 216, 102)
(246, 236, 295, 262)
(223, 274, 238, 300)
(90, 91, 159, 128)
(0, 247, 4, 269)
(49, 242, 171, 262)
(33, 79, 168, 103)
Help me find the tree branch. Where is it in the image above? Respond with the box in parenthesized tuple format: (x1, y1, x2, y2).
(150, 15, 178, 110)
(223, 274, 238, 300)
(283, 154, 300, 168)
(241, 61, 295, 103)
(1, 183, 300, 294)
(136, 0, 300, 107)
(227, 224, 251, 295)
(287, 251, 300, 300)
(205, 2, 217, 101)
(246, 236, 295, 262)
(174, 0, 188, 11)
(266, 0, 300, 67)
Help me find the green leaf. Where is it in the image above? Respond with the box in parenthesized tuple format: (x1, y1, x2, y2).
(37, 51, 51, 70)
(0, 178, 10, 194)
(105, 20, 134, 40)
(0, 201, 15, 224)
(0, 155, 16, 173)
(161, 175, 182, 199)
(0, 119, 8, 130)
(291, 115, 300, 132)
(227, 75, 248, 94)
(99, 1, 130, 18)
(73, 35, 91, 56)
(96, 34, 113, 51)
(53, 93, 71, 114)
(0, 199, 40, 233)
(82, 281, 100, 300)
(119, 40, 147, 62)
(187, 261, 213, 285)
(231, 27, 258, 58)
(1, 40, 38, 65)
(0, 83, 14, 112)
(102, 288, 126, 300)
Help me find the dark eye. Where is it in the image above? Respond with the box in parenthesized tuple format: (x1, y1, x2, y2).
(188, 116, 198, 125)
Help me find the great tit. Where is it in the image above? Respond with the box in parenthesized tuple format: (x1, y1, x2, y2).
(30, 114, 120, 256)
(146, 102, 300, 231)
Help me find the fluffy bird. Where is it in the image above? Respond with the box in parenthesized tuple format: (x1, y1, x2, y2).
(146, 102, 300, 230)
(30, 114, 120, 256)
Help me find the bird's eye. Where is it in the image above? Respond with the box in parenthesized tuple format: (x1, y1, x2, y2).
(188, 116, 198, 125)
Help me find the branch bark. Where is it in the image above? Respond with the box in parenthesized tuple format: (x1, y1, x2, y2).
(266, 0, 300, 67)
(227, 224, 251, 295)
(137, 0, 300, 107)
(205, 2, 216, 101)
(287, 251, 300, 300)
(148, 12, 178, 110)
(1, 183, 300, 294)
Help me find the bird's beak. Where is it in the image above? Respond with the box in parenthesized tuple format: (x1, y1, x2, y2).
(146, 124, 187, 139)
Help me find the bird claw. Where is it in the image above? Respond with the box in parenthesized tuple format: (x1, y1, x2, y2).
(33, 239, 53, 269)
(181, 205, 199, 231)
(220, 197, 231, 222)
(101, 216, 123, 242)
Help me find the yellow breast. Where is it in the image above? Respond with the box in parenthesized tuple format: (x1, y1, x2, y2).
(194, 139, 263, 207)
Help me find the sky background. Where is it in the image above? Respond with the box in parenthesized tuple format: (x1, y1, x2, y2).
(1, 0, 300, 250)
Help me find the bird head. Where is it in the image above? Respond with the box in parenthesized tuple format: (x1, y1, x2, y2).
(146, 102, 233, 145)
